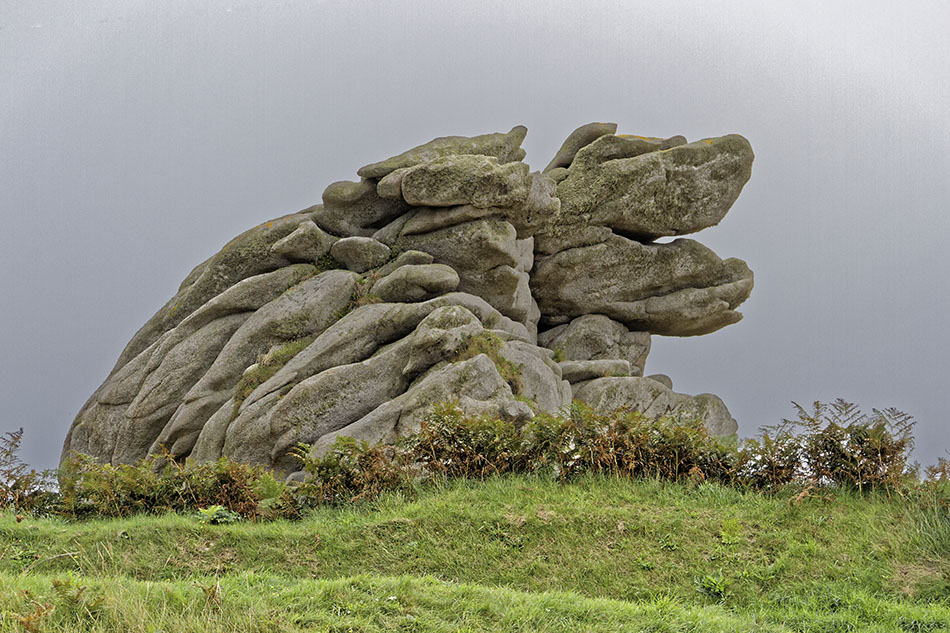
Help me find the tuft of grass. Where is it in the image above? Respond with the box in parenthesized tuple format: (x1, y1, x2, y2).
(313, 253, 343, 272)
(350, 291, 383, 309)
(451, 332, 524, 395)
(232, 336, 315, 415)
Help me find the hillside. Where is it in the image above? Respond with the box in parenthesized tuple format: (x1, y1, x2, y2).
(2, 475, 948, 632)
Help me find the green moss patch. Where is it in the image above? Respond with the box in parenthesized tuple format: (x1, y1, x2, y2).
(232, 336, 315, 416)
(451, 332, 524, 395)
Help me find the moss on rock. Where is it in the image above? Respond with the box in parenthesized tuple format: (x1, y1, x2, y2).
(232, 336, 316, 417)
(450, 332, 524, 396)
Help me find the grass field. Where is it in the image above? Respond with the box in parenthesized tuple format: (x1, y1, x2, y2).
(1, 474, 948, 631)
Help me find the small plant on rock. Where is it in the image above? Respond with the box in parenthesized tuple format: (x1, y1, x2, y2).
(450, 332, 524, 395)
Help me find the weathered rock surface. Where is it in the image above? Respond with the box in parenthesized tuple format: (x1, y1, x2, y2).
(309, 354, 535, 460)
(556, 134, 751, 241)
(330, 236, 392, 273)
(558, 359, 632, 384)
(358, 126, 528, 179)
(574, 377, 738, 437)
(646, 374, 674, 390)
(314, 179, 410, 237)
(394, 218, 539, 328)
(271, 220, 337, 262)
(498, 339, 570, 413)
(149, 270, 359, 459)
(543, 121, 617, 172)
(372, 264, 460, 303)
(64, 122, 753, 473)
(531, 235, 753, 335)
(400, 155, 531, 209)
(375, 250, 434, 277)
(537, 314, 650, 375)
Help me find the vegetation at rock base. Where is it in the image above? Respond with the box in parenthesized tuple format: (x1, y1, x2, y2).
(0, 429, 53, 512)
(289, 438, 409, 507)
(4, 400, 947, 518)
(2, 401, 950, 631)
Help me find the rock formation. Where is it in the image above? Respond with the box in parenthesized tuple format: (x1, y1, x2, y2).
(62, 123, 754, 474)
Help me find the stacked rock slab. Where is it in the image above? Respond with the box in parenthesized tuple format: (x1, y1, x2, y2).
(62, 123, 754, 475)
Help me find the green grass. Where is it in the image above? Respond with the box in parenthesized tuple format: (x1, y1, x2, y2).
(2, 475, 949, 631)
(0, 572, 833, 633)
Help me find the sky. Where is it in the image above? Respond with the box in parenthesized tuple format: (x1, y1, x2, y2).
(1, 1, 948, 470)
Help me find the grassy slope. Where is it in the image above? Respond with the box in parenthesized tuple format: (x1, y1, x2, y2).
(1, 475, 948, 632)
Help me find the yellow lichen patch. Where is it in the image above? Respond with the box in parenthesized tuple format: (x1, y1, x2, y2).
(704, 139, 713, 144)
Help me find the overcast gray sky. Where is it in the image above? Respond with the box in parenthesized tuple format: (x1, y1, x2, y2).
(2, 1, 948, 470)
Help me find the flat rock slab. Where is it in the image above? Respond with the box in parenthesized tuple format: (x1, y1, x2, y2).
(372, 264, 460, 303)
(398, 170, 558, 240)
(358, 126, 527, 179)
(330, 236, 392, 273)
(558, 359, 632, 383)
(400, 155, 531, 209)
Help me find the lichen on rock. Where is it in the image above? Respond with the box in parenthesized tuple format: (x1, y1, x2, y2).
(63, 122, 755, 474)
